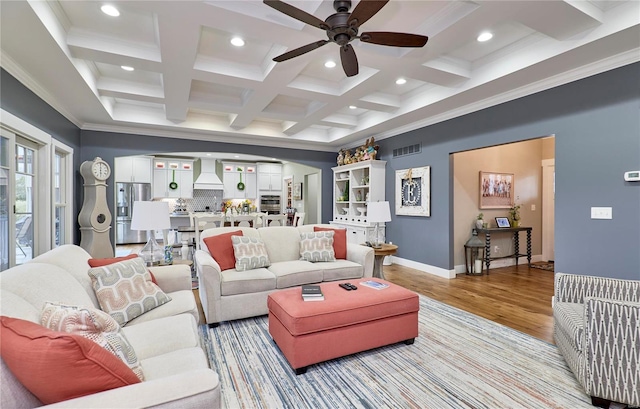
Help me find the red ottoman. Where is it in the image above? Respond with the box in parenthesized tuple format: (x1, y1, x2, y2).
(267, 278, 419, 374)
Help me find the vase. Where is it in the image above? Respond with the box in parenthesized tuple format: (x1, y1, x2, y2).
(512, 220, 519, 227)
(476, 220, 484, 230)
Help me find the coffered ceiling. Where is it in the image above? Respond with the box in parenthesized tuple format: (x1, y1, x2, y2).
(1, 1, 638, 151)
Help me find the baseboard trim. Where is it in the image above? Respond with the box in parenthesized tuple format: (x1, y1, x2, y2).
(454, 254, 544, 275)
(389, 257, 456, 279)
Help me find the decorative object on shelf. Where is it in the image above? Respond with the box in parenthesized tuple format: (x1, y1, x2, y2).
(78, 157, 114, 258)
(361, 175, 369, 185)
(509, 204, 521, 227)
(364, 137, 378, 161)
(464, 229, 485, 275)
(356, 207, 367, 216)
(476, 213, 484, 230)
(131, 201, 171, 266)
(337, 149, 345, 166)
(495, 217, 511, 228)
(368, 201, 391, 248)
(479, 171, 514, 209)
(395, 166, 430, 217)
(356, 190, 362, 201)
(293, 183, 303, 200)
(343, 149, 353, 165)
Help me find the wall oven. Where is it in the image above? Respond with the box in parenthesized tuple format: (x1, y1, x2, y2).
(260, 195, 282, 214)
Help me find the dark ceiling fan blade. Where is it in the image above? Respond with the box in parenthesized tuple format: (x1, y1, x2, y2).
(360, 31, 428, 47)
(340, 44, 359, 77)
(273, 40, 329, 62)
(263, 0, 328, 30)
(348, 0, 389, 27)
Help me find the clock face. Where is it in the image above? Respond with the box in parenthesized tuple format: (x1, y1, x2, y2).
(401, 177, 421, 207)
(92, 161, 110, 180)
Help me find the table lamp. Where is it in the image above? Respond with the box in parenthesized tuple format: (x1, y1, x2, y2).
(131, 201, 171, 266)
(367, 201, 391, 248)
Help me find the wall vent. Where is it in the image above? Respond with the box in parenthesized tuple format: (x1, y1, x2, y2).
(393, 143, 421, 158)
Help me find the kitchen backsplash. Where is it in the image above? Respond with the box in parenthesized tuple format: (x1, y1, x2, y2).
(191, 190, 223, 212)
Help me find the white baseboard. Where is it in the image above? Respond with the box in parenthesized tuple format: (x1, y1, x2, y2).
(389, 256, 456, 279)
(454, 254, 544, 275)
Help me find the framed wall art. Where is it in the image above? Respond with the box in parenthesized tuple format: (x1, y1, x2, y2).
(479, 171, 514, 209)
(293, 182, 302, 200)
(395, 166, 430, 217)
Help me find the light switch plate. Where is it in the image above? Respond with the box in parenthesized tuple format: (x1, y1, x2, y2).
(531, 204, 536, 211)
(591, 207, 612, 219)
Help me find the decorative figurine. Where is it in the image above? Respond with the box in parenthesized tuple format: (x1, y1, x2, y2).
(337, 149, 345, 166)
(343, 149, 353, 165)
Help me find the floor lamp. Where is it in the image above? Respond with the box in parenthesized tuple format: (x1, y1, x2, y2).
(367, 201, 391, 248)
(131, 201, 171, 266)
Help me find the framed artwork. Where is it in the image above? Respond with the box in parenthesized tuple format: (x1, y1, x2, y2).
(479, 171, 514, 209)
(495, 217, 511, 228)
(395, 166, 430, 217)
(293, 182, 302, 200)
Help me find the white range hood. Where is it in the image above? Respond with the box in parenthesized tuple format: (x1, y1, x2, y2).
(193, 159, 223, 190)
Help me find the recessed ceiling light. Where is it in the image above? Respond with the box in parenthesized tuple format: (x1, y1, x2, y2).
(477, 31, 493, 42)
(120, 65, 134, 71)
(349, 105, 357, 109)
(230, 37, 245, 47)
(206, 153, 212, 156)
(395, 78, 407, 85)
(324, 60, 336, 68)
(100, 5, 120, 17)
(234, 155, 240, 158)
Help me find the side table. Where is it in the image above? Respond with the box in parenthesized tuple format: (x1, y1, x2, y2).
(371, 244, 398, 279)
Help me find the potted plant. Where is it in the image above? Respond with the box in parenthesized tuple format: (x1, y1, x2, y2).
(476, 213, 484, 229)
(509, 204, 521, 227)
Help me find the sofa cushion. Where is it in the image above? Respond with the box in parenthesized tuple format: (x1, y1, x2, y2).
(314, 226, 347, 259)
(88, 257, 172, 326)
(88, 254, 157, 284)
(126, 289, 199, 326)
(0, 316, 140, 405)
(315, 259, 364, 281)
(554, 302, 584, 352)
(122, 314, 200, 361)
(267, 261, 324, 289)
(203, 230, 243, 271)
(40, 302, 144, 381)
(220, 268, 276, 296)
(232, 236, 271, 271)
(258, 226, 302, 263)
(300, 231, 336, 262)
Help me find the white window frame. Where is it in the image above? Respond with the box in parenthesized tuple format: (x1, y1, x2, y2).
(53, 140, 74, 246)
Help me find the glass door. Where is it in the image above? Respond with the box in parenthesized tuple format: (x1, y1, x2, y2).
(15, 138, 36, 264)
(0, 134, 10, 270)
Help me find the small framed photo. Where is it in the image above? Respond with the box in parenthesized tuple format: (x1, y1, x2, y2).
(479, 171, 514, 209)
(293, 183, 302, 200)
(495, 217, 511, 228)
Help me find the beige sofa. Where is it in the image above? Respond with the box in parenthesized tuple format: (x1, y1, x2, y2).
(0, 245, 220, 409)
(195, 224, 374, 325)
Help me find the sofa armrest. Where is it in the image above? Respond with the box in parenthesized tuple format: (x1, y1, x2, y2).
(346, 244, 374, 278)
(554, 272, 640, 304)
(583, 297, 640, 406)
(194, 250, 223, 324)
(43, 369, 220, 409)
(148, 264, 192, 292)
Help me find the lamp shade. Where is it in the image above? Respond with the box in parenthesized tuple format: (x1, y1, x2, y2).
(367, 201, 391, 223)
(130, 201, 171, 231)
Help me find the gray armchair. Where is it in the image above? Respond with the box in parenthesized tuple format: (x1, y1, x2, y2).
(553, 272, 639, 408)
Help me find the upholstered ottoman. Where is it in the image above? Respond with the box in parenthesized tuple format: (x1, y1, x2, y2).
(267, 278, 419, 374)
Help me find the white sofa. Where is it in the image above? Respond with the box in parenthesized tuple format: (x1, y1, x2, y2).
(195, 224, 375, 325)
(0, 245, 220, 409)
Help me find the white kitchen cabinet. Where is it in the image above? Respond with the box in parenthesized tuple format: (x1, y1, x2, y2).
(152, 160, 193, 198)
(257, 162, 282, 192)
(222, 162, 257, 199)
(114, 156, 152, 183)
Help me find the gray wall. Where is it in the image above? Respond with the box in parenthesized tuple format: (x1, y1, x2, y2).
(376, 62, 640, 280)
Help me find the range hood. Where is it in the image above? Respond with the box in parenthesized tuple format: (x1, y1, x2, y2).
(193, 159, 223, 190)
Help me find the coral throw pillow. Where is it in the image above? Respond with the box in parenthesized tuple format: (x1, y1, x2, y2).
(88, 254, 157, 284)
(0, 316, 140, 405)
(203, 230, 243, 271)
(88, 257, 171, 326)
(231, 236, 271, 271)
(40, 302, 144, 381)
(314, 226, 347, 259)
(300, 231, 336, 262)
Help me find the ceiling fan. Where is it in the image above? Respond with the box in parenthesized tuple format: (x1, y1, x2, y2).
(264, 0, 429, 77)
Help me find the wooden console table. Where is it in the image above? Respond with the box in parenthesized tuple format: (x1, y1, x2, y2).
(475, 227, 532, 273)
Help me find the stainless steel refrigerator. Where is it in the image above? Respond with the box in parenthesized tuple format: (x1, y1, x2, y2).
(115, 182, 152, 244)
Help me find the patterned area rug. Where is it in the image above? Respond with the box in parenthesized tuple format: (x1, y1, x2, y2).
(531, 261, 555, 271)
(199, 296, 593, 409)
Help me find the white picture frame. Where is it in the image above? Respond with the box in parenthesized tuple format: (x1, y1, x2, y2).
(395, 166, 430, 217)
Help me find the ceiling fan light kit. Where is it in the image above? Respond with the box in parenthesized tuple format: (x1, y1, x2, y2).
(264, 0, 429, 77)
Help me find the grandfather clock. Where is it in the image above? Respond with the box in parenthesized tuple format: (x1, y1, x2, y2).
(78, 157, 114, 258)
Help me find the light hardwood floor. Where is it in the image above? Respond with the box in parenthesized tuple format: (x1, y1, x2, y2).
(118, 244, 555, 344)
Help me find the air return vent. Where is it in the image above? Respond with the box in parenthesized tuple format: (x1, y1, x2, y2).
(393, 143, 421, 158)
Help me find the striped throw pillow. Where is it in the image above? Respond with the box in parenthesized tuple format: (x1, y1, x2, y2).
(231, 236, 271, 271)
(300, 231, 336, 262)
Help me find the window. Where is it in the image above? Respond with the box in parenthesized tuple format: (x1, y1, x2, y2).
(53, 141, 73, 247)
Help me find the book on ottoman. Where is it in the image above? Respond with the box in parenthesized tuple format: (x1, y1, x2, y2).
(301, 285, 324, 301)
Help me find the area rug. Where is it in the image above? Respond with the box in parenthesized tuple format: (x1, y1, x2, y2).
(530, 261, 555, 271)
(199, 296, 593, 409)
